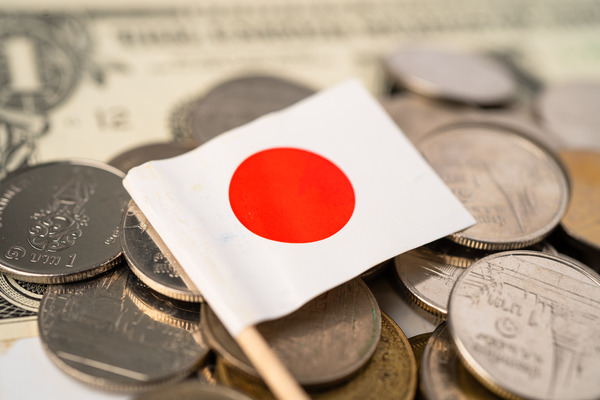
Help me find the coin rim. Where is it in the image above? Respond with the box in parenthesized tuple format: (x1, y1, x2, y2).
(0, 159, 127, 283)
(121, 200, 204, 303)
(419, 120, 570, 251)
(448, 250, 600, 400)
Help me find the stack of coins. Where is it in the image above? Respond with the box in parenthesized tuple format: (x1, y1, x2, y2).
(0, 44, 599, 400)
(382, 46, 600, 400)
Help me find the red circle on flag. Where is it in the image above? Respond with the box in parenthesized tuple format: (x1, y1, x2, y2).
(229, 147, 355, 243)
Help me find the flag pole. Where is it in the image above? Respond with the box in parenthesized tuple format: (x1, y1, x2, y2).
(237, 325, 311, 400)
(137, 212, 310, 400)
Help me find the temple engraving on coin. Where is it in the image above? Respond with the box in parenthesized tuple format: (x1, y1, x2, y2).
(449, 251, 600, 400)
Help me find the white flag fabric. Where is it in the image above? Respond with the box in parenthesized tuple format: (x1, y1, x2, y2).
(123, 80, 475, 336)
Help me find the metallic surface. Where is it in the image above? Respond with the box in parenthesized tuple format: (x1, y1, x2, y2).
(38, 266, 209, 392)
(135, 381, 254, 400)
(394, 240, 558, 316)
(107, 141, 196, 173)
(420, 323, 503, 400)
(0, 160, 129, 283)
(125, 274, 201, 332)
(408, 332, 432, 371)
(559, 150, 600, 252)
(216, 311, 417, 400)
(385, 47, 517, 106)
(121, 200, 203, 302)
(418, 122, 570, 250)
(203, 278, 381, 387)
(536, 82, 600, 150)
(189, 75, 315, 145)
(449, 251, 600, 400)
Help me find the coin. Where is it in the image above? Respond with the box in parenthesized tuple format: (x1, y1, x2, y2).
(408, 332, 432, 371)
(379, 94, 466, 144)
(125, 274, 201, 331)
(189, 75, 315, 145)
(0, 160, 129, 283)
(216, 311, 417, 400)
(418, 121, 570, 250)
(203, 278, 381, 387)
(107, 141, 196, 173)
(385, 47, 517, 106)
(394, 245, 468, 317)
(121, 200, 203, 302)
(38, 266, 209, 392)
(559, 150, 600, 253)
(395, 240, 558, 316)
(420, 323, 503, 400)
(448, 250, 600, 400)
(135, 381, 254, 400)
(535, 81, 600, 150)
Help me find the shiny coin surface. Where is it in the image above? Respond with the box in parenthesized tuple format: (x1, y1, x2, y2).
(559, 150, 600, 252)
(0, 160, 129, 283)
(395, 240, 558, 316)
(189, 75, 315, 145)
(420, 323, 502, 400)
(216, 311, 417, 400)
(449, 251, 600, 400)
(385, 47, 517, 106)
(107, 141, 195, 173)
(419, 122, 570, 250)
(394, 246, 468, 317)
(136, 381, 254, 400)
(38, 266, 209, 392)
(203, 278, 381, 387)
(122, 200, 202, 302)
(536, 81, 600, 150)
(125, 274, 201, 331)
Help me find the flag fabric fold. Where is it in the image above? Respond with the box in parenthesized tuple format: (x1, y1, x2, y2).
(123, 79, 475, 336)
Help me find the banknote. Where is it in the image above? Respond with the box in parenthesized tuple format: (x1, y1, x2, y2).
(1, 0, 600, 348)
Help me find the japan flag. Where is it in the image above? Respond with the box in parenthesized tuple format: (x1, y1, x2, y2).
(123, 80, 474, 336)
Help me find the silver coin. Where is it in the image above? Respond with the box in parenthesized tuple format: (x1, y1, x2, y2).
(202, 278, 381, 388)
(136, 381, 255, 400)
(189, 75, 315, 145)
(0, 160, 129, 283)
(38, 266, 209, 392)
(0, 273, 46, 312)
(448, 251, 600, 400)
(385, 47, 517, 106)
(121, 200, 203, 302)
(420, 323, 503, 400)
(418, 121, 570, 250)
(536, 81, 600, 150)
(395, 240, 558, 317)
(107, 141, 196, 173)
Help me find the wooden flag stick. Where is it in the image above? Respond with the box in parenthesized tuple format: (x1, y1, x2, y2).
(237, 326, 311, 400)
(137, 203, 310, 399)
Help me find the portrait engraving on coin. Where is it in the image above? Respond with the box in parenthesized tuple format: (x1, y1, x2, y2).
(449, 251, 600, 400)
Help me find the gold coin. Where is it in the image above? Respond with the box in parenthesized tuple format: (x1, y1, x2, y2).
(408, 332, 432, 371)
(216, 311, 417, 400)
(559, 149, 600, 252)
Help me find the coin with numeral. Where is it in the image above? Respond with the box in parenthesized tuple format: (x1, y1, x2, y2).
(0, 160, 129, 283)
(448, 251, 600, 400)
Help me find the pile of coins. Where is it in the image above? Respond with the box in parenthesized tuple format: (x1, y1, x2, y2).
(0, 45, 599, 400)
